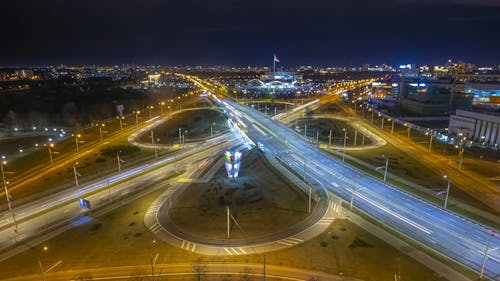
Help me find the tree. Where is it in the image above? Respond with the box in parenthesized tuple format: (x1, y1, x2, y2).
(192, 259, 207, 281)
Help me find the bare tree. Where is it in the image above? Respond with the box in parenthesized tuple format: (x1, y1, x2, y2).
(192, 259, 207, 281)
(239, 267, 253, 281)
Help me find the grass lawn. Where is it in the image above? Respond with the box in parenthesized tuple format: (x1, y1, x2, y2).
(169, 149, 309, 239)
(0, 158, 446, 281)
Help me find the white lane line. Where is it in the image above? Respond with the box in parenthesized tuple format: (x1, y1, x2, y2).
(348, 188, 433, 235)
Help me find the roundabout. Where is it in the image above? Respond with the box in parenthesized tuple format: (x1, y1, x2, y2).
(144, 147, 342, 256)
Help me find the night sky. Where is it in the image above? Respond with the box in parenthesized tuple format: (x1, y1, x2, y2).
(1, 0, 499, 67)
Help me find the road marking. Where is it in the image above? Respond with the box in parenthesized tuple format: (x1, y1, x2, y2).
(150, 222, 162, 234)
(231, 248, 239, 255)
(224, 248, 232, 255)
(238, 247, 247, 254)
(277, 241, 294, 246)
(181, 240, 186, 249)
(191, 243, 196, 252)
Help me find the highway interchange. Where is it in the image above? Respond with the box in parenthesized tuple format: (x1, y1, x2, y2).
(0, 79, 499, 280)
(216, 96, 500, 280)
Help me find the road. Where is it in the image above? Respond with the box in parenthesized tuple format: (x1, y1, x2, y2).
(0, 127, 234, 253)
(219, 98, 500, 280)
(2, 262, 358, 281)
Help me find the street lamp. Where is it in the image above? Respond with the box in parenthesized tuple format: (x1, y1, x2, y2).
(443, 175, 451, 209)
(148, 105, 154, 119)
(74, 134, 81, 153)
(38, 246, 48, 281)
(117, 116, 125, 131)
(151, 130, 157, 159)
(73, 163, 81, 189)
(480, 233, 498, 279)
(455, 145, 465, 169)
(48, 143, 55, 164)
(210, 122, 215, 138)
(134, 110, 141, 126)
(389, 118, 394, 135)
(98, 123, 106, 141)
(342, 128, 347, 162)
(1, 160, 18, 235)
(426, 132, 433, 153)
(159, 101, 165, 115)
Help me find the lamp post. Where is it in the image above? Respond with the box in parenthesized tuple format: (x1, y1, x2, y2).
(151, 130, 157, 159)
(389, 119, 394, 135)
(38, 246, 48, 281)
(178, 128, 182, 146)
(74, 134, 81, 153)
(159, 101, 165, 115)
(118, 116, 124, 131)
(98, 123, 105, 141)
(427, 133, 433, 153)
(479, 234, 498, 280)
(443, 175, 451, 209)
(1, 160, 18, 235)
(210, 122, 215, 138)
(381, 114, 384, 129)
(48, 143, 54, 164)
(384, 157, 389, 182)
(134, 110, 140, 126)
(73, 163, 80, 189)
(342, 128, 347, 162)
(148, 106, 154, 119)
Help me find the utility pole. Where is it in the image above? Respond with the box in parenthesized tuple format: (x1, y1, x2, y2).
(391, 119, 395, 135)
(316, 130, 319, 145)
(381, 117, 385, 129)
(304, 123, 307, 141)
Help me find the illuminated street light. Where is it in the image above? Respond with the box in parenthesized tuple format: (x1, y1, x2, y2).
(74, 134, 81, 153)
(134, 110, 141, 126)
(38, 246, 48, 281)
(443, 175, 451, 209)
(1, 160, 18, 236)
(147, 105, 154, 119)
(48, 143, 55, 164)
(98, 123, 106, 141)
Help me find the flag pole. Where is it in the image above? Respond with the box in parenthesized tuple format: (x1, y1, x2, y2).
(273, 53, 276, 74)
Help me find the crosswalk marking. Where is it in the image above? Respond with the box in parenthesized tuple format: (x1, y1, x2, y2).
(224, 248, 232, 255)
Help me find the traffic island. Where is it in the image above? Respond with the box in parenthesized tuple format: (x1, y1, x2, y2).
(145, 148, 338, 255)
